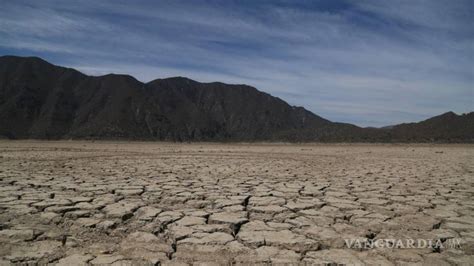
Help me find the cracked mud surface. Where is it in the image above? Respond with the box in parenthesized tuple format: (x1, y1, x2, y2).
(0, 141, 473, 265)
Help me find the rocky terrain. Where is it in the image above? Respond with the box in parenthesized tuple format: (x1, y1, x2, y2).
(1, 55, 472, 142)
(0, 141, 473, 265)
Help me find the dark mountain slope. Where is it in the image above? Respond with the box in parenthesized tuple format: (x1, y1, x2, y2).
(0, 56, 154, 139)
(0, 56, 85, 138)
(0, 55, 472, 142)
(0, 56, 333, 141)
(145, 77, 330, 140)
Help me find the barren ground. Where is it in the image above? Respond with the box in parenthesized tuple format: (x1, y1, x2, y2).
(0, 141, 473, 265)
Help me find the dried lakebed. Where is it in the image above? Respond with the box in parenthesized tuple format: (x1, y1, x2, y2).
(0, 141, 473, 265)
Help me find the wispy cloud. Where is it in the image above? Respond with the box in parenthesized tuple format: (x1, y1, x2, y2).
(0, 0, 472, 126)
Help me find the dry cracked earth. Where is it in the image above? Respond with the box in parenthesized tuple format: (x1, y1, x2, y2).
(0, 141, 473, 265)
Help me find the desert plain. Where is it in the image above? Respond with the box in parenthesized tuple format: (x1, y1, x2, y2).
(0, 141, 473, 265)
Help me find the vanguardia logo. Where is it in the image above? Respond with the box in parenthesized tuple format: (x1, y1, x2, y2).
(345, 238, 462, 249)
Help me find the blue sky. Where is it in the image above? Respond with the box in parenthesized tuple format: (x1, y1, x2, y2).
(0, 0, 472, 127)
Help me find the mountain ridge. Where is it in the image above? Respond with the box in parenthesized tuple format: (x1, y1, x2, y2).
(0, 55, 472, 142)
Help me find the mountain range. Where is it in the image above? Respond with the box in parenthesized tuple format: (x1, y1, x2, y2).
(0, 55, 472, 142)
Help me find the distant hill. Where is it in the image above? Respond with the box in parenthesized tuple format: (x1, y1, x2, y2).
(388, 112, 474, 142)
(0, 55, 472, 142)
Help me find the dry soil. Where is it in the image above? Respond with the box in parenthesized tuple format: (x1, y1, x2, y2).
(0, 141, 473, 265)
